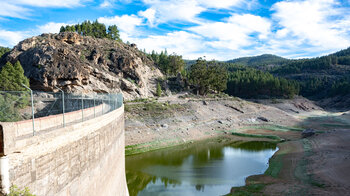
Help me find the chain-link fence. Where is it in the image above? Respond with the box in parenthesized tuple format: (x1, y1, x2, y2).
(0, 91, 123, 136)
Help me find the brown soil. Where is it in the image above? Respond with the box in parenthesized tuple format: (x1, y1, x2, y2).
(125, 96, 301, 147)
(307, 130, 350, 195)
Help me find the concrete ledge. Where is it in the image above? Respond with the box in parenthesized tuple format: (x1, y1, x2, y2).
(1, 105, 128, 196)
(0, 104, 105, 140)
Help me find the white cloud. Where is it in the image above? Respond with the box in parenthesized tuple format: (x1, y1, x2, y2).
(126, 31, 204, 59)
(98, 14, 143, 34)
(0, 0, 89, 20)
(138, 8, 156, 26)
(272, 0, 350, 50)
(138, 0, 247, 26)
(199, 0, 244, 9)
(0, 29, 29, 47)
(0, 2, 31, 19)
(11, 0, 87, 7)
(141, 0, 205, 24)
(100, 0, 112, 8)
(1, 0, 349, 60)
(189, 14, 271, 50)
(0, 22, 70, 47)
(37, 22, 69, 34)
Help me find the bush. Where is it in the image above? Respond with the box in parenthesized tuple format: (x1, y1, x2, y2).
(156, 82, 162, 97)
(8, 185, 35, 196)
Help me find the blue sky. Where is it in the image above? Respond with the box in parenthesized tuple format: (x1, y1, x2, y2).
(0, 0, 349, 60)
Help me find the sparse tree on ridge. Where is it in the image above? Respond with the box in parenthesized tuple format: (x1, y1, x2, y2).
(60, 20, 121, 41)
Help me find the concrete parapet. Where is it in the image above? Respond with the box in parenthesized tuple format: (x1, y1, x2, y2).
(1, 104, 105, 140)
(0, 106, 128, 196)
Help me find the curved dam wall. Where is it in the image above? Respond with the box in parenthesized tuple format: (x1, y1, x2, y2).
(0, 106, 129, 196)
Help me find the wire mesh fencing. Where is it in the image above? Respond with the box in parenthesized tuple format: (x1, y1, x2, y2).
(0, 91, 31, 122)
(0, 91, 123, 136)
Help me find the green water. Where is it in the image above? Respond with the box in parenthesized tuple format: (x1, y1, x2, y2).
(126, 139, 278, 196)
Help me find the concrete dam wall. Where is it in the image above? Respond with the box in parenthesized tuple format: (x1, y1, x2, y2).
(0, 105, 129, 196)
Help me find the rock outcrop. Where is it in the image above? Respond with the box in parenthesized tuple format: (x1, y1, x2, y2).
(0, 32, 163, 100)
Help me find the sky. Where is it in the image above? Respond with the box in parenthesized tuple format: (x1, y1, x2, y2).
(0, 0, 349, 60)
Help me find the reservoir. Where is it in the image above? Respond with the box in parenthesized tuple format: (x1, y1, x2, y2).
(126, 138, 278, 196)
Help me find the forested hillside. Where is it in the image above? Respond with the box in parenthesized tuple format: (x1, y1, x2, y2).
(224, 64, 299, 99)
(227, 54, 289, 68)
(271, 47, 350, 99)
(226, 48, 350, 100)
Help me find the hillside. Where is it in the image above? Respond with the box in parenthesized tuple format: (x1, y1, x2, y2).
(227, 54, 289, 67)
(0, 32, 163, 100)
(271, 48, 350, 101)
(223, 48, 350, 109)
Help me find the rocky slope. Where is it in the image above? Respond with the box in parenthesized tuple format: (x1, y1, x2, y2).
(123, 95, 322, 147)
(0, 32, 163, 100)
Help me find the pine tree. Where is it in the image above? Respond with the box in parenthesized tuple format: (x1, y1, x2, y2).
(0, 61, 30, 121)
(0, 61, 29, 91)
(14, 61, 30, 90)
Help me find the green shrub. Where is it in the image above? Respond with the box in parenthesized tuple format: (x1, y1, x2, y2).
(8, 185, 35, 196)
(156, 82, 162, 97)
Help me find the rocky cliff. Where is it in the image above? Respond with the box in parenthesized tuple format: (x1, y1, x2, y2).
(0, 32, 163, 100)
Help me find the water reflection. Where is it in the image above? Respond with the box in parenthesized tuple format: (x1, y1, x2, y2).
(126, 139, 277, 196)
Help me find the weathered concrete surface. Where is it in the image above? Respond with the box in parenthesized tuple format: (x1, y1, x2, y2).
(1, 104, 104, 141)
(0, 106, 128, 196)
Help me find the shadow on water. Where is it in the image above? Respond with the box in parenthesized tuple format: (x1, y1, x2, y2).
(126, 138, 277, 196)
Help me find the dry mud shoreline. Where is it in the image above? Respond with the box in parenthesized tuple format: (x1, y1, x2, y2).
(124, 95, 350, 195)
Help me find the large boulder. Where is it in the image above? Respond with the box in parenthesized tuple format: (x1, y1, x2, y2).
(0, 32, 163, 100)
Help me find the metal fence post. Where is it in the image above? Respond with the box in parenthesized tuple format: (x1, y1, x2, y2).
(55, 86, 65, 127)
(81, 94, 84, 122)
(108, 93, 111, 113)
(93, 94, 96, 118)
(112, 94, 115, 110)
(102, 96, 104, 115)
(22, 84, 35, 136)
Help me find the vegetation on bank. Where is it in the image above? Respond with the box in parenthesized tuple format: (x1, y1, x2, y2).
(188, 58, 228, 95)
(235, 124, 303, 132)
(148, 51, 228, 95)
(230, 132, 282, 142)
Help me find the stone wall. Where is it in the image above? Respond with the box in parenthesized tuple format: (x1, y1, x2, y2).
(0, 106, 128, 196)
